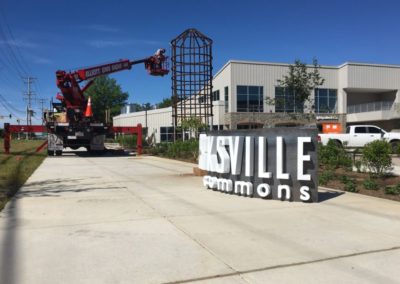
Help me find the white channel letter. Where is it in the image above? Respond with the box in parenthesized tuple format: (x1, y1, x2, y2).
(297, 137, 312, 181)
(300, 186, 311, 201)
(245, 136, 254, 177)
(228, 136, 244, 175)
(256, 183, 271, 198)
(203, 175, 211, 187)
(216, 136, 230, 173)
(217, 178, 233, 192)
(198, 134, 208, 170)
(206, 136, 218, 172)
(234, 181, 253, 196)
(277, 185, 291, 200)
(209, 177, 218, 189)
(276, 137, 290, 179)
(258, 137, 272, 178)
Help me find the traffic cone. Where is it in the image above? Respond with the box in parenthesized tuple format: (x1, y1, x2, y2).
(85, 96, 93, 117)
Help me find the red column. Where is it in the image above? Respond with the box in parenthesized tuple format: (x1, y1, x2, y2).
(137, 123, 142, 155)
(4, 123, 10, 154)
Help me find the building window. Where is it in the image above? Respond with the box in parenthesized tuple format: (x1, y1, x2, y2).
(315, 88, 337, 113)
(275, 87, 304, 113)
(212, 125, 224, 130)
(224, 86, 229, 112)
(236, 85, 263, 112)
(160, 126, 174, 142)
(212, 90, 220, 101)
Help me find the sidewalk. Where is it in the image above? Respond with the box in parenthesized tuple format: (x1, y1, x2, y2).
(1, 154, 400, 283)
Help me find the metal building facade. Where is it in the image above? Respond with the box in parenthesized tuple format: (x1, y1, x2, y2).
(114, 60, 400, 141)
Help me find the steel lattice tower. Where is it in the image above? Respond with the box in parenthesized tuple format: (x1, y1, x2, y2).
(171, 28, 213, 138)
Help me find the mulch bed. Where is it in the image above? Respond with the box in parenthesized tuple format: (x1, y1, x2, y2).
(320, 167, 400, 202)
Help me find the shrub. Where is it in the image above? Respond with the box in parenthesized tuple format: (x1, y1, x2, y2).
(148, 143, 168, 156)
(319, 170, 334, 186)
(150, 139, 199, 162)
(339, 175, 358, 192)
(384, 185, 400, 195)
(363, 179, 378, 190)
(319, 140, 352, 170)
(362, 140, 392, 177)
(339, 175, 350, 184)
(344, 179, 358, 193)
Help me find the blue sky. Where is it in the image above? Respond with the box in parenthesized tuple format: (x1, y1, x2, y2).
(0, 0, 400, 124)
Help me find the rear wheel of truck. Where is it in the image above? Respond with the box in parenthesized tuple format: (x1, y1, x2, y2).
(47, 150, 54, 156)
(333, 140, 342, 148)
(390, 141, 399, 154)
(55, 150, 62, 156)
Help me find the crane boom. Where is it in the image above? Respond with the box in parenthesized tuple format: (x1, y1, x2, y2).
(74, 59, 132, 82)
(44, 48, 168, 156)
(55, 49, 168, 110)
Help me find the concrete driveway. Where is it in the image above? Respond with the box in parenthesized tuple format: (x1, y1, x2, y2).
(1, 152, 400, 284)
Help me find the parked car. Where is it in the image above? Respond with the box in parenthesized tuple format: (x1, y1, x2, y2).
(318, 125, 400, 149)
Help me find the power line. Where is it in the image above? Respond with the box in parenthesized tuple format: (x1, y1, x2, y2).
(0, 60, 24, 89)
(0, 93, 25, 114)
(0, 99, 22, 120)
(0, 7, 32, 94)
(0, 16, 28, 77)
(2, 18, 31, 75)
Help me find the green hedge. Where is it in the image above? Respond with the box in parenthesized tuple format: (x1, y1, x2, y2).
(150, 139, 199, 163)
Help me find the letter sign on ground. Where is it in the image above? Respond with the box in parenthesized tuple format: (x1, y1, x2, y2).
(199, 128, 318, 202)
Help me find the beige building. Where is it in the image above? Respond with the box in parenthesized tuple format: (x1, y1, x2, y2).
(114, 60, 400, 143)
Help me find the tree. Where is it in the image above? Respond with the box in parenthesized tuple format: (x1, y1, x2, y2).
(131, 103, 143, 112)
(181, 116, 207, 139)
(158, 97, 172, 108)
(85, 76, 129, 123)
(362, 140, 393, 177)
(142, 102, 152, 110)
(276, 58, 325, 113)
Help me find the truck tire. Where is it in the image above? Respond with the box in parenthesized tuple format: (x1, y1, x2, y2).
(333, 140, 342, 148)
(390, 141, 399, 154)
(47, 150, 54, 156)
(55, 150, 62, 156)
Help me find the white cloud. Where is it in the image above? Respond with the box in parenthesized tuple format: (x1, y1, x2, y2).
(33, 57, 52, 65)
(24, 53, 52, 65)
(86, 39, 162, 48)
(0, 39, 38, 48)
(84, 24, 120, 33)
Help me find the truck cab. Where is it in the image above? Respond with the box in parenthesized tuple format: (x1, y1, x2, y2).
(345, 125, 384, 147)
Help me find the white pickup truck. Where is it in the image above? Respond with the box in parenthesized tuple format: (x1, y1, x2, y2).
(318, 125, 400, 149)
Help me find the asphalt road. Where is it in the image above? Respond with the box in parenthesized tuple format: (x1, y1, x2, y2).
(1, 151, 400, 284)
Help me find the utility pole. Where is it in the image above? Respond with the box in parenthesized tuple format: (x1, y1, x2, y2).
(17, 119, 20, 140)
(37, 98, 47, 125)
(23, 76, 36, 139)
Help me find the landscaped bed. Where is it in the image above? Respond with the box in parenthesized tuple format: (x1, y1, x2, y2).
(319, 167, 400, 202)
(319, 139, 400, 202)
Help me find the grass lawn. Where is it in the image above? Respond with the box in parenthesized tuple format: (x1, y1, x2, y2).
(0, 139, 47, 211)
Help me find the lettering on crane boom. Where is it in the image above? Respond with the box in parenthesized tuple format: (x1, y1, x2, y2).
(199, 128, 318, 202)
(85, 62, 130, 79)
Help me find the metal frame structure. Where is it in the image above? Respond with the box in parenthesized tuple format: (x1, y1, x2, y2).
(171, 29, 213, 138)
